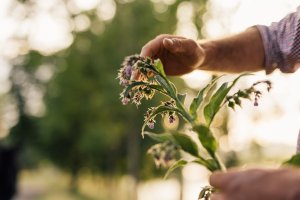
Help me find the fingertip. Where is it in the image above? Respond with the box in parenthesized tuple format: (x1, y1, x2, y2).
(209, 171, 227, 188)
(140, 46, 149, 57)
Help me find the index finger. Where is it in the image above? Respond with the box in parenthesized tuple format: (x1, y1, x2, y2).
(140, 35, 168, 58)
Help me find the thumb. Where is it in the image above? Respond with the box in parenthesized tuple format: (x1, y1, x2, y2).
(210, 171, 233, 189)
(163, 38, 193, 53)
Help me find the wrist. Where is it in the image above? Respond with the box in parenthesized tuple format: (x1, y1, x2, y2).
(197, 40, 217, 71)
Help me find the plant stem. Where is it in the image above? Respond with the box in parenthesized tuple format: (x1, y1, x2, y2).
(174, 96, 226, 172)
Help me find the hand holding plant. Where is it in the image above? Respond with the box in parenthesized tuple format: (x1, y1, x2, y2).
(117, 54, 272, 199)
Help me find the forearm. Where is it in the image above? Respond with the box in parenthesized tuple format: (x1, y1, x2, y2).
(200, 27, 265, 73)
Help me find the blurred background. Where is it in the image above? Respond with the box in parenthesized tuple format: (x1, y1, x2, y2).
(0, 0, 299, 200)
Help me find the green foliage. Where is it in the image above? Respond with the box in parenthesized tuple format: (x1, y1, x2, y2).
(118, 55, 272, 187)
(203, 74, 251, 126)
(203, 82, 229, 125)
(193, 125, 217, 157)
(189, 75, 222, 120)
(142, 105, 181, 136)
(283, 154, 300, 167)
(4, 0, 209, 181)
(164, 159, 187, 179)
(154, 59, 167, 78)
(144, 132, 174, 143)
(172, 132, 199, 157)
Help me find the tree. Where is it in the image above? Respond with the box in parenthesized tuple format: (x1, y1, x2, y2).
(1, 0, 209, 198)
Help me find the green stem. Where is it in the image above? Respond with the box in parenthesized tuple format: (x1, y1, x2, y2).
(162, 75, 227, 172)
(175, 96, 226, 172)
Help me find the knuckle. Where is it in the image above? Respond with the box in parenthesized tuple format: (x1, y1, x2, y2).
(156, 34, 171, 40)
(173, 39, 182, 47)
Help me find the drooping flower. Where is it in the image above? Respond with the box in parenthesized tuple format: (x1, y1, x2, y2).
(121, 97, 130, 105)
(118, 55, 159, 106)
(168, 113, 176, 124)
(144, 107, 157, 129)
(147, 142, 178, 168)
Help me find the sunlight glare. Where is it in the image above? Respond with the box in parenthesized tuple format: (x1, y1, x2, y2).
(181, 71, 211, 89)
(73, 14, 91, 32)
(73, 0, 100, 11)
(96, 0, 116, 21)
(28, 13, 73, 55)
(176, 1, 198, 39)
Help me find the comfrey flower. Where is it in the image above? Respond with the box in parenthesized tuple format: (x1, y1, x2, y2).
(147, 142, 179, 168)
(168, 113, 176, 124)
(144, 107, 157, 129)
(117, 55, 158, 107)
(226, 80, 272, 109)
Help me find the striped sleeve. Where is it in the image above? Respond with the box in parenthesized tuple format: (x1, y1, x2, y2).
(256, 6, 300, 74)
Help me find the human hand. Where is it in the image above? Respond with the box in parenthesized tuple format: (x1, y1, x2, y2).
(140, 34, 205, 76)
(209, 168, 300, 200)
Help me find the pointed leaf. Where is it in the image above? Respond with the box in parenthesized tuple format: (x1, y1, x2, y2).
(123, 81, 148, 97)
(147, 84, 167, 96)
(155, 75, 176, 98)
(189, 85, 208, 119)
(189, 76, 223, 119)
(172, 132, 199, 157)
(177, 93, 186, 104)
(154, 59, 166, 77)
(203, 82, 229, 125)
(164, 159, 188, 179)
(192, 158, 219, 172)
(144, 131, 175, 143)
(203, 73, 252, 126)
(193, 125, 217, 157)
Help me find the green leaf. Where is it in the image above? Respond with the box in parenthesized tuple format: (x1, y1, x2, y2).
(172, 132, 199, 157)
(177, 93, 186, 104)
(164, 159, 188, 179)
(155, 75, 176, 98)
(147, 84, 167, 96)
(193, 125, 217, 157)
(205, 159, 220, 172)
(144, 131, 175, 143)
(283, 154, 300, 167)
(203, 82, 229, 126)
(154, 59, 166, 77)
(203, 73, 252, 126)
(189, 76, 223, 120)
(189, 85, 208, 119)
(142, 106, 181, 137)
(193, 158, 219, 172)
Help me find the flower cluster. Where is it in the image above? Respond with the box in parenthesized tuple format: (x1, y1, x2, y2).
(144, 107, 156, 129)
(147, 141, 179, 168)
(117, 55, 158, 106)
(162, 100, 177, 124)
(226, 80, 272, 109)
(144, 100, 178, 129)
